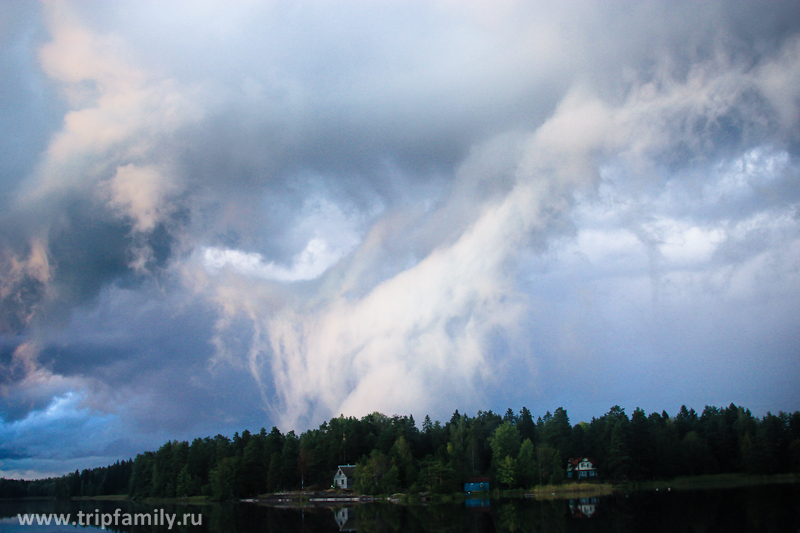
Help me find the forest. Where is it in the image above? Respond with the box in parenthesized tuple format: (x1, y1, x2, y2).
(2, 403, 799, 500)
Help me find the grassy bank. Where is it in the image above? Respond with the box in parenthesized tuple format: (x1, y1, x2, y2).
(500, 472, 800, 501)
(254, 472, 800, 504)
(627, 472, 800, 492)
(523, 482, 617, 499)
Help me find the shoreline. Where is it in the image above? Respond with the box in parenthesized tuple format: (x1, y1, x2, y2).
(58, 472, 800, 505)
(624, 472, 800, 492)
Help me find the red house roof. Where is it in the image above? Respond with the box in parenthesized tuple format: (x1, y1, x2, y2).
(567, 457, 597, 468)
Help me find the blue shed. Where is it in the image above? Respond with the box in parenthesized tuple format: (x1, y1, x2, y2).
(464, 477, 490, 492)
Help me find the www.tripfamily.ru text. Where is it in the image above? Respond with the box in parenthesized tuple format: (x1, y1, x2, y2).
(17, 508, 202, 529)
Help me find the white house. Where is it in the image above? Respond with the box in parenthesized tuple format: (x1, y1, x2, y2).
(333, 465, 356, 489)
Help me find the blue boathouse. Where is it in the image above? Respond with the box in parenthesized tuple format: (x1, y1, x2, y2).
(464, 477, 490, 492)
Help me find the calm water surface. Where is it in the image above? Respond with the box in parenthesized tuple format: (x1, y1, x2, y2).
(1, 484, 798, 532)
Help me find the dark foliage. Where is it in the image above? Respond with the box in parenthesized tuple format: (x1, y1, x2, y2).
(2, 403, 798, 498)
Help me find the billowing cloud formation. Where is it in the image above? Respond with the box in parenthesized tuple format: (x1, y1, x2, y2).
(1, 0, 800, 478)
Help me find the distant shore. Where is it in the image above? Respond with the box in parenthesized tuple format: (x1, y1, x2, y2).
(64, 472, 800, 505)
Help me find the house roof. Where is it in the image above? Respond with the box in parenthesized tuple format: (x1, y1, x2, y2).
(466, 477, 490, 483)
(336, 465, 356, 478)
(567, 457, 597, 468)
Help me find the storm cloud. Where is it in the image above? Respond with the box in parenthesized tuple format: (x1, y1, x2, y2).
(2, 0, 800, 478)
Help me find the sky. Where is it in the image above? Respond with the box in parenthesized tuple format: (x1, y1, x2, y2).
(1, 0, 800, 480)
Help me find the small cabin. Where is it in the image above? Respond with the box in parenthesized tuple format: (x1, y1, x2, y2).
(334, 465, 356, 489)
(464, 476, 490, 493)
(566, 457, 598, 480)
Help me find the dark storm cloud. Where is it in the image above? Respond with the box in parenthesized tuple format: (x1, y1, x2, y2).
(0, 192, 182, 335)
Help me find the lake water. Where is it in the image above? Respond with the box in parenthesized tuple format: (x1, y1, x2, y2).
(1, 484, 798, 532)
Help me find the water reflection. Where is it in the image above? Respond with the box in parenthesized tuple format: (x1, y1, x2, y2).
(334, 507, 356, 531)
(463, 498, 490, 510)
(568, 496, 598, 518)
(1, 484, 798, 532)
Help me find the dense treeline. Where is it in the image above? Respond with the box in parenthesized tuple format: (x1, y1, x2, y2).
(0, 460, 133, 499)
(2, 403, 799, 499)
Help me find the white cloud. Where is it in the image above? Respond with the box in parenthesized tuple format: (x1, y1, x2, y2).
(203, 238, 347, 282)
(705, 147, 790, 204)
(16, 2, 202, 227)
(105, 163, 178, 233)
(649, 220, 724, 267)
(202, 195, 368, 283)
(197, 86, 624, 426)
